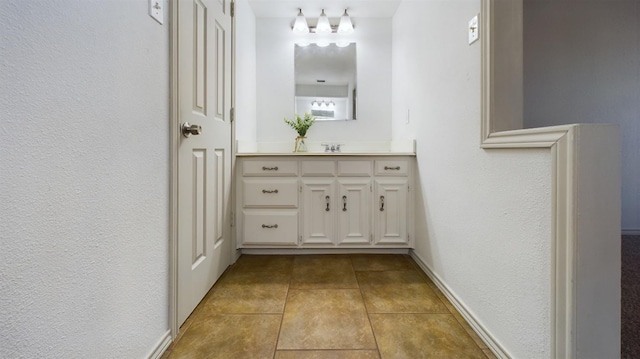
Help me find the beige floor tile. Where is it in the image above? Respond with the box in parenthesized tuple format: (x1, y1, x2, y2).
(351, 254, 414, 272)
(168, 314, 281, 359)
(426, 281, 489, 350)
(275, 350, 380, 359)
(234, 255, 294, 274)
(370, 314, 486, 359)
(451, 310, 489, 350)
(278, 289, 377, 350)
(357, 271, 448, 313)
(291, 255, 358, 289)
(200, 270, 290, 314)
(483, 348, 498, 359)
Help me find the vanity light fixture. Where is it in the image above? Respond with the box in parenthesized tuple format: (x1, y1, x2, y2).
(292, 8, 309, 34)
(316, 9, 332, 34)
(292, 8, 355, 35)
(337, 9, 354, 34)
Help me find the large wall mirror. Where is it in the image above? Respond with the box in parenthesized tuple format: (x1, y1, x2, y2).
(294, 43, 357, 121)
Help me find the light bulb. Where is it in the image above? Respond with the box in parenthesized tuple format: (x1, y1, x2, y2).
(296, 41, 311, 47)
(316, 40, 330, 48)
(316, 9, 332, 34)
(337, 9, 354, 34)
(293, 9, 309, 34)
(336, 40, 350, 48)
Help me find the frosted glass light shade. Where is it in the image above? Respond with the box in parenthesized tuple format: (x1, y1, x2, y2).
(316, 9, 332, 34)
(293, 9, 309, 34)
(337, 9, 354, 34)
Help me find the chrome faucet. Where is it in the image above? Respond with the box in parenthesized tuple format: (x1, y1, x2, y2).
(320, 143, 343, 152)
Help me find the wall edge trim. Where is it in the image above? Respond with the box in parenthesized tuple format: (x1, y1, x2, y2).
(622, 229, 640, 236)
(410, 250, 511, 359)
(146, 330, 172, 359)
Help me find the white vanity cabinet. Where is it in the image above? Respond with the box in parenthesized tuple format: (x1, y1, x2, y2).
(238, 159, 299, 246)
(300, 159, 372, 246)
(236, 156, 414, 249)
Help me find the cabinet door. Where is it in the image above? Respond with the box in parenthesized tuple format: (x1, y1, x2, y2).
(302, 179, 335, 245)
(338, 179, 371, 245)
(374, 179, 408, 245)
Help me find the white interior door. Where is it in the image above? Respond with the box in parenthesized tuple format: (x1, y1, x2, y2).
(177, 0, 232, 326)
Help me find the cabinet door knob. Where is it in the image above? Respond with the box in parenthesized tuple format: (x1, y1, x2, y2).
(342, 195, 347, 211)
(262, 224, 278, 229)
(380, 195, 385, 211)
(326, 195, 330, 212)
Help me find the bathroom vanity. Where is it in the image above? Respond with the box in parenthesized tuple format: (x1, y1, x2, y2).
(235, 153, 415, 250)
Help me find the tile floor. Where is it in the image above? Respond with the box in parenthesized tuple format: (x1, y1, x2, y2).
(163, 254, 497, 359)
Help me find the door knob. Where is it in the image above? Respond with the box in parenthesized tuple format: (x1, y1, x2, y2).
(181, 122, 202, 138)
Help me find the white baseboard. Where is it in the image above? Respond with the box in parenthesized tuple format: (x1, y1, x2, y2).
(410, 251, 510, 359)
(622, 229, 640, 236)
(146, 330, 172, 359)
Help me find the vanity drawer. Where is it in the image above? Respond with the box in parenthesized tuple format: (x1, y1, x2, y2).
(337, 160, 372, 177)
(375, 160, 409, 176)
(301, 160, 336, 177)
(242, 210, 298, 246)
(243, 179, 298, 208)
(243, 160, 298, 177)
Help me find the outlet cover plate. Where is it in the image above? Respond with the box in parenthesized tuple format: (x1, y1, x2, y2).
(149, 0, 164, 24)
(468, 15, 479, 45)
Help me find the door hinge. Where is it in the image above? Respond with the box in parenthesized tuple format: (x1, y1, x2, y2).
(370, 233, 373, 244)
(370, 184, 372, 192)
(300, 185, 302, 193)
(230, 1, 235, 17)
(230, 211, 235, 227)
(230, 107, 235, 122)
(408, 184, 410, 192)
(299, 235, 302, 244)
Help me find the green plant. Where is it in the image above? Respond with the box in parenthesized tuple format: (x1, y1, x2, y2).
(284, 112, 315, 137)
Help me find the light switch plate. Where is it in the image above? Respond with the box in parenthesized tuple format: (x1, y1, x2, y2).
(149, 0, 164, 25)
(468, 15, 479, 45)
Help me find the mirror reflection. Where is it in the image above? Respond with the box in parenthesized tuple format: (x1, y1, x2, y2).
(294, 43, 357, 121)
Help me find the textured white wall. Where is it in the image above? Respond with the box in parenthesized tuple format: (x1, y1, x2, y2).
(235, 0, 257, 143)
(392, 2, 553, 357)
(0, 1, 170, 357)
(523, 1, 640, 232)
(255, 17, 392, 142)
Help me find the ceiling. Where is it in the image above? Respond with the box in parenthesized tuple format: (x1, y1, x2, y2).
(247, 0, 402, 18)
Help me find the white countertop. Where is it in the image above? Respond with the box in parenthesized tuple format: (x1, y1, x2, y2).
(236, 140, 416, 156)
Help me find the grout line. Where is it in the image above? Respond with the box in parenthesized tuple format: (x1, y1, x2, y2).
(272, 255, 294, 359)
(352, 256, 383, 358)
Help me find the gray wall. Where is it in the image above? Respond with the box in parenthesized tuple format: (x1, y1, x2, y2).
(523, 0, 640, 232)
(0, 1, 170, 357)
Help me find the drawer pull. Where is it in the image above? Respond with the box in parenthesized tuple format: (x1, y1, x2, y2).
(326, 195, 330, 212)
(262, 189, 279, 194)
(262, 224, 279, 229)
(343, 195, 347, 211)
(384, 166, 401, 171)
(380, 195, 385, 211)
(262, 166, 279, 171)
